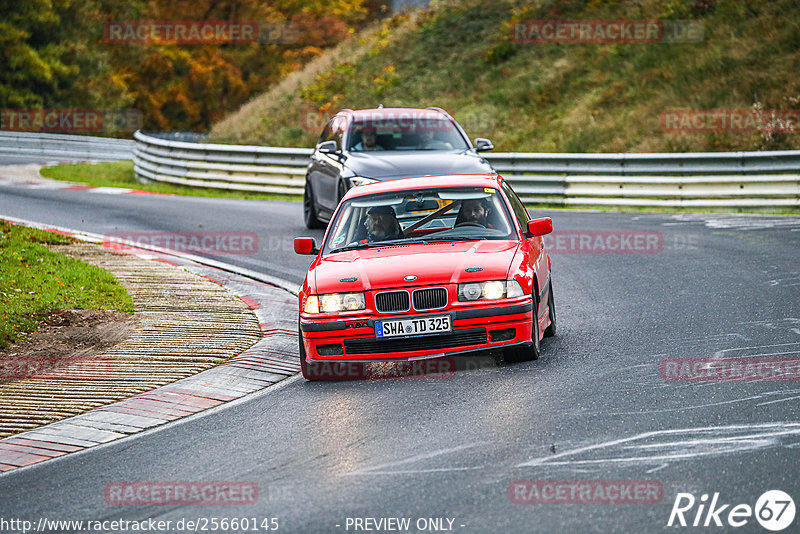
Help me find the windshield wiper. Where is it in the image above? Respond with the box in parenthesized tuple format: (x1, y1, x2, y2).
(332, 239, 408, 253)
(413, 235, 489, 243)
(332, 234, 490, 253)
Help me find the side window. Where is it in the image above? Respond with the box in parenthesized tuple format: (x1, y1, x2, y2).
(318, 120, 333, 146)
(502, 181, 530, 229)
(331, 116, 347, 151)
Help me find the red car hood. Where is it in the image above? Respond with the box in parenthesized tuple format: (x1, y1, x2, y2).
(311, 241, 520, 293)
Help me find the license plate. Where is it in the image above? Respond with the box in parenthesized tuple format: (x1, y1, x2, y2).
(375, 315, 451, 338)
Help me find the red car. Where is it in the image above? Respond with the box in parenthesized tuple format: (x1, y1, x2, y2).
(294, 174, 555, 380)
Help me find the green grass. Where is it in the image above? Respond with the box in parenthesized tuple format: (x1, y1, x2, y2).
(39, 161, 302, 201)
(0, 220, 134, 349)
(209, 0, 800, 154)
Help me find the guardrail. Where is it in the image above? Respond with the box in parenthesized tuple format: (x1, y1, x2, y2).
(132, 131, 799, 207)
(2, 131, 797, 207)
(0, 131, 134, 161)
(489, 152, 800, 208)
(133, 130, 311, 196)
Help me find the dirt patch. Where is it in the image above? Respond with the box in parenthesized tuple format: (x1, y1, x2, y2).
(0, 309, 138, 382)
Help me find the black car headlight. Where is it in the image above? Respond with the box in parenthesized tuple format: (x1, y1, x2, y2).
(458, 280, 524, 301)
(348, 176, 378, 188)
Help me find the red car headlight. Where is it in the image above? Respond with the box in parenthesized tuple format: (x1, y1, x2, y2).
(304, 292, 366, 313)
(458, 280, 524, 301)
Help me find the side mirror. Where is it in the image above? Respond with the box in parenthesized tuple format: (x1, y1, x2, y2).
(527, 217, 553, 237)
(294, 237, 319, 255)
(474, 138, 494, 152)
(317, 140, 338, 154)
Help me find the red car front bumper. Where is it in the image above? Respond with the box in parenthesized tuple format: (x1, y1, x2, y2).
(300, 298, 534, 362)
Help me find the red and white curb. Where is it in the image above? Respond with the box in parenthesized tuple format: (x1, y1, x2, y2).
(0, 217, 300, 474)
(0, 162, 172, 196)
(6, 180, 172, 196)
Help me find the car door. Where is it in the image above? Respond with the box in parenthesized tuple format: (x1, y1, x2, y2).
(315, 116, 348, 216)
(307, 120, 333, 213)
(502, 181, 549, 321)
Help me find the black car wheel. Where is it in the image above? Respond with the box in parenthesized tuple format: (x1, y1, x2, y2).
(303, 181, 324, 229)
(298, 323, 318, 380)
(503, 298, 541, 363)
(544, 282, 556, 337)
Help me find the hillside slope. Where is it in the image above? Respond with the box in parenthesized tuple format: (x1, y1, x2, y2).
(209, 0, 800, 153)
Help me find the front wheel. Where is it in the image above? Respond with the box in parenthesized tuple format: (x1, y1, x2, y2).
(298, 322, 318, 380)
(544, 282, 556, 337)
(503, 299, 540, 363)
(303, 181, 324, 229)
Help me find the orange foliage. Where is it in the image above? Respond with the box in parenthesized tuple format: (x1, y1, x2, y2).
(105, 0, 374, 131)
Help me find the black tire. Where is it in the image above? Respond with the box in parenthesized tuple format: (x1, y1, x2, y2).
(503, 298, 541, 363)
(298, 321, 318, 380)
(303, 181, 324, 230)
(544, 282, 556, 338)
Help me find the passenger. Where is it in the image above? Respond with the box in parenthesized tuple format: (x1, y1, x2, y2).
(418, 130, 452, 150)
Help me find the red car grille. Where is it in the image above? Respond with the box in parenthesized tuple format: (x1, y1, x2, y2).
(343, 328, 487, 355)
(375, 288, 449, 313)
(412, 287, 448, 311)
(375, 291, 410, 313)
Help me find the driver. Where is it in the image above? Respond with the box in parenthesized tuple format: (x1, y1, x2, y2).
(365, 205, 403, 241)
(352, 126, 384, 151)
(458, 198, 492, 227)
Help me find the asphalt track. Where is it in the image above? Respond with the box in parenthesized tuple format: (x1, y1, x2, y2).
(1, 175, 800, 533)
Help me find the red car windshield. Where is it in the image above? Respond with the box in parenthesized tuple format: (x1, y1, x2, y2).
(323, 186, 517, 254)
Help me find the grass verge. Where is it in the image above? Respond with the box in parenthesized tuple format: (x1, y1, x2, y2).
(39, 161, 303, 201)
(0, 220, 134, 349)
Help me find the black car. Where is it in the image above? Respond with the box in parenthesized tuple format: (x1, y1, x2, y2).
(303, 107, 496, 228)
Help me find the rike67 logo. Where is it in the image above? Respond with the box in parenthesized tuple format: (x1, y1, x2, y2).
(668, 490, 796, 531)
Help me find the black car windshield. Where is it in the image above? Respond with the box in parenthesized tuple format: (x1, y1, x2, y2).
(323, 186, 517, 254)
(347, 116, 470, 152)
